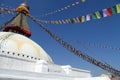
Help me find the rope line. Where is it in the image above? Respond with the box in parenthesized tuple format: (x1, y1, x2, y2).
(28, 14, 120, 76)
(77, 41, 120, 51)
(0, 33, 14, 49)
(38, 0, 86, 17)
(0, 7, 15, 14)
(0, 12, 19, 30)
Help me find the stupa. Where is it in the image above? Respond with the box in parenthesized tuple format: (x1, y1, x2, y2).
(0, 2, 110, 80)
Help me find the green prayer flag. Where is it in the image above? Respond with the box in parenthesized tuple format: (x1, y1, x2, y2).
(73, 18, 77, 23)
(112, 6, 117, 14)
(92, 13, 97, 19)
(71, 19, 75, 23)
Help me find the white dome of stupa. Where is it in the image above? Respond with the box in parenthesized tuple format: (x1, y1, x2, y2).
(0, 32, 53, 63)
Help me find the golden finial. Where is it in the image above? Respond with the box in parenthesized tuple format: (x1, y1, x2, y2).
(16, 1, 29, 14)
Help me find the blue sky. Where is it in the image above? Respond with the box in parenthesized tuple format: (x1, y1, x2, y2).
(0, 0, 120, 76)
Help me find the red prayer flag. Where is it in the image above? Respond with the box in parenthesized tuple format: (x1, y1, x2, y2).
(78, 17, 81, 22)
(106, 8, 112, 16)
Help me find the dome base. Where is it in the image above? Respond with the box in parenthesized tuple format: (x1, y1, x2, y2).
(0, 32, 53, 63)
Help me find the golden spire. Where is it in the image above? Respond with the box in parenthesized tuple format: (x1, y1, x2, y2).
(16, 2, 29, 15)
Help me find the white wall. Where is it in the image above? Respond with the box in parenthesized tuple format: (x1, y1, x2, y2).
(61, 66, 91, 77)
(0, 68, 110, 80)
(0, 50, 92, 78)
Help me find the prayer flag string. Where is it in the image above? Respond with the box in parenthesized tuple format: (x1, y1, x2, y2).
(39, 0, 86, 17)
(39, 3, 120, 24)
(77, 41, 120, 51)
(0, 7, 15, 14)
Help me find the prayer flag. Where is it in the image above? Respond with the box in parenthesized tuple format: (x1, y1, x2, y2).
(62, 20, 66, 24)
(92, 13, 97, 19)
(106, 8, 112, 16)
(61, 8, 64, 11)
(65, 19, 69, 23)
(81, 16, 85, 22)
(103, 9, 107, 17)
(116, 4, 120, 13)
(81, 0, 86, 2)
(68, 19, 71, 23)
(73, 18, 77, 23)
(64, 7, 68, 10)
(76, 2, 80, 4)
(95, 11, 101, 19)
(67, 5, 71, 8)
(78, 17, 81, 22)
(58, 20, 62, 24)
(48, 21, 51, 24)
(76, 17, 81, 22)
(72, 3, 75, 6)
(111, 6, 117, 15)
(86, 14, 91, 21)
(51, 21, 54, 24)
(70, 18, 75, 23)
(55, 21, 59, 24)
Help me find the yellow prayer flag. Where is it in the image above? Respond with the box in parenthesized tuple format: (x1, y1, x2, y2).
(116, 4, 120, 13)
(95, 11, 101, 19)
(81, 0, 86, 2)
(81, 16, 85, 22)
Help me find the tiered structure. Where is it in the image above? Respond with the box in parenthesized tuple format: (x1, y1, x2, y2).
(3, 2, 31, 37)
(0, 2, 111, 80)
